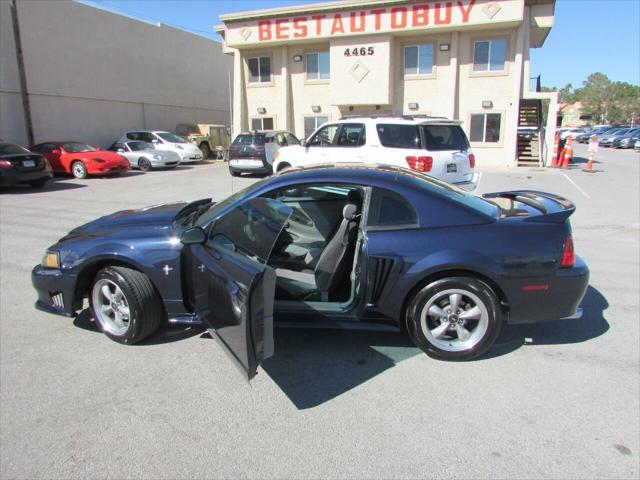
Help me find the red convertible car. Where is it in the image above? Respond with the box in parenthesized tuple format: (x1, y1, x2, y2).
(30, 141, 129, 179)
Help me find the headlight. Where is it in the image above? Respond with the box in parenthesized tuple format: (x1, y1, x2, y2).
(92, 158, 105, 163)
(42, 251, 60, 269)
(153, 154, 163, 160)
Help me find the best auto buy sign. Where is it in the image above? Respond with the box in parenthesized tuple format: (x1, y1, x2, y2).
(224, 0, 523, 47)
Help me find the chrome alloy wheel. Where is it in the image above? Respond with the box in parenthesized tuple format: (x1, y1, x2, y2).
(72, 163, 86, 178)
(419, 288, 489, 352)
(92, 279, 131, 336)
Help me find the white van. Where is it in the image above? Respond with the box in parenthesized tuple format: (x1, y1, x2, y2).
(273, 116, 478, 189)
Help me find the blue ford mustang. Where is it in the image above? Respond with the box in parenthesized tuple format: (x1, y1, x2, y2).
(32, 164, 589, 378)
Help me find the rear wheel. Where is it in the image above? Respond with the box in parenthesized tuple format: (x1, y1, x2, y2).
(199, 143, 211, 160)
(71, 161, 88, 179)
(138, 157, 152, 171)
(89, 266, 163, 344)
(405, 277, 502, 361)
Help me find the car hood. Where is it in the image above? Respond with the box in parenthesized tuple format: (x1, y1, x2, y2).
(59, 201, 189, 242)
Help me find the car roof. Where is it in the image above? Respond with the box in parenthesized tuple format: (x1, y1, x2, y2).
(336, 115, 462, 126)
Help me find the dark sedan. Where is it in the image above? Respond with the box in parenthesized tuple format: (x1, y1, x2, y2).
(0, 142, 52, 189)
(32, 164, 589, 379)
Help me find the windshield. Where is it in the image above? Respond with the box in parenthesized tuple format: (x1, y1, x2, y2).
(63, 143, 96, 153)
(128, 141, 154, 151)
(157, 132, 188, 143)
(423, 125, 469, 151)
(0, 143, 30, 155)
(195, 177, 273, 227)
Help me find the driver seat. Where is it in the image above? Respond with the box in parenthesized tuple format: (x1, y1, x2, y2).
(275, 202, 360, 301)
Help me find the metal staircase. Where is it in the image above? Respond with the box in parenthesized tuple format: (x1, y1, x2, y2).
(517, 99, 543, 166)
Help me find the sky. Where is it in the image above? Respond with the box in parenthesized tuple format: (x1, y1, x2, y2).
(81, 0, 640, 90)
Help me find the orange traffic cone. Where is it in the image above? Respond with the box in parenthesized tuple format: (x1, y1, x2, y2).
(561, 137, 574, 168)
(551, 132, 560, 167)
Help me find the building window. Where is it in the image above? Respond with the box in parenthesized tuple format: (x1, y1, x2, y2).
(251, 117, 274, 131)
(248, 57, 271, 83)
(304, 116, 329, 139)
(404, 44, 434, 75)
(473, 39, 507, 72)
(469, 113, 502, 143)
(306, 52, 330, 80)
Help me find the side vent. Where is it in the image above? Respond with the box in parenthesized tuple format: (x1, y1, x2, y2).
(370, 257, 394, 304)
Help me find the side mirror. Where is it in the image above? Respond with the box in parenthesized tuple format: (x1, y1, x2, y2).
(180, 226, 206, 245)
(117, 149, 125, 153)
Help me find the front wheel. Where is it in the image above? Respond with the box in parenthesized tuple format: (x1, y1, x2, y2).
(138, 157, 152, 171)
(89, 266, 163, 344)
(71, 161, 88, 179)
(199, 143, 211, 160)
(405, 277, 502, 361)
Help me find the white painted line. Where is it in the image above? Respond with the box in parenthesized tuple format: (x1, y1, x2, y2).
(562, 173, 590, 199)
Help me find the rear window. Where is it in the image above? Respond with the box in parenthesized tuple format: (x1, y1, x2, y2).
(0, 143, 30, 155)
(423, 125, 469, 151)
(376, 124, 469, 151)
(232, 134, 266, 146)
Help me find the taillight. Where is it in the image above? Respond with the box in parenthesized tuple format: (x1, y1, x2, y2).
(0, 159, 14, 169)
(469, 153, 476, 169)
(560, 235, 575, 268)
(406, 156, 433, 172)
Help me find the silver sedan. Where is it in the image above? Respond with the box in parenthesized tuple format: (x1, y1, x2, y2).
(108, 141, 181, 170)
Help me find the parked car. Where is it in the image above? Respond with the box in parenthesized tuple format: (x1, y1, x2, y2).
(575, 127, 612, 143)
(0, 142, 52, 188)
(560, 128, 587, 141)
(175, 123, 230, 160)
(228, 130, 300, 176)
(599, 127, 636, 147)
(32, 164, 588, 378)
(273, 116, 477, 189)
(611, 129, 640, 149)
(634, 140, 640, 150)
(108, 141, 181, 170)
(30, 141, 129, 179)
(119, 131, 203, 163)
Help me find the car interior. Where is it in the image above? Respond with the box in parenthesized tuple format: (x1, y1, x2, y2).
(264, 184, 365, 304)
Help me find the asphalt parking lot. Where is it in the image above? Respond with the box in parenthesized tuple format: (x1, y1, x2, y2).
(1, 144, 638, 479)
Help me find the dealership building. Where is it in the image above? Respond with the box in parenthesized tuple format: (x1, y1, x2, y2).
(217, 0, 558, 168)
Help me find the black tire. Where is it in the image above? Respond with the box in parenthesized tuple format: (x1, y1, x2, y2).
(71, 161, 88, 179)
(200, 143, 211, 160)
(30, 179, 48, 188)
(89, 266, 163, 345)
(276, 162, 291, 172)
(405, 277, 502, 361)
(229, 167, 240, 177)
(138, 157, 152, 171)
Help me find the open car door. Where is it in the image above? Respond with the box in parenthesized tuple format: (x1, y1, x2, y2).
(186, 197, 292, 380)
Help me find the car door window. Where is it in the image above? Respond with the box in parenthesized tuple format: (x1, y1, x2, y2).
(276, 133, 287, 146)
(285, 133, 300, 146)
(307, 124, 339, 147)
(126, 132, 140, 140)
(336, 123, 366, 147)
(210, 197, 293, 264)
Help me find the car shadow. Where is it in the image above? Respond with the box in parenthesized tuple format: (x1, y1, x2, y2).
(71, 285, 608, 410)
(481, 285, 609, 359)
(0, 178, 86, 194)
(261, 328, 421, 409)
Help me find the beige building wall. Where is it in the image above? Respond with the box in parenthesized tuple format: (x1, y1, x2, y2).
(1, 0, 233, 148)
(219, 0, 556, 168)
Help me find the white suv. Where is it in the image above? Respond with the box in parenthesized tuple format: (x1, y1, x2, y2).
(119, 130, 203, 163)
(273, 116, 478, 189)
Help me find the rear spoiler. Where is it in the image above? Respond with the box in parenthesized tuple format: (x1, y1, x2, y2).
(483, 190, 575, 223)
